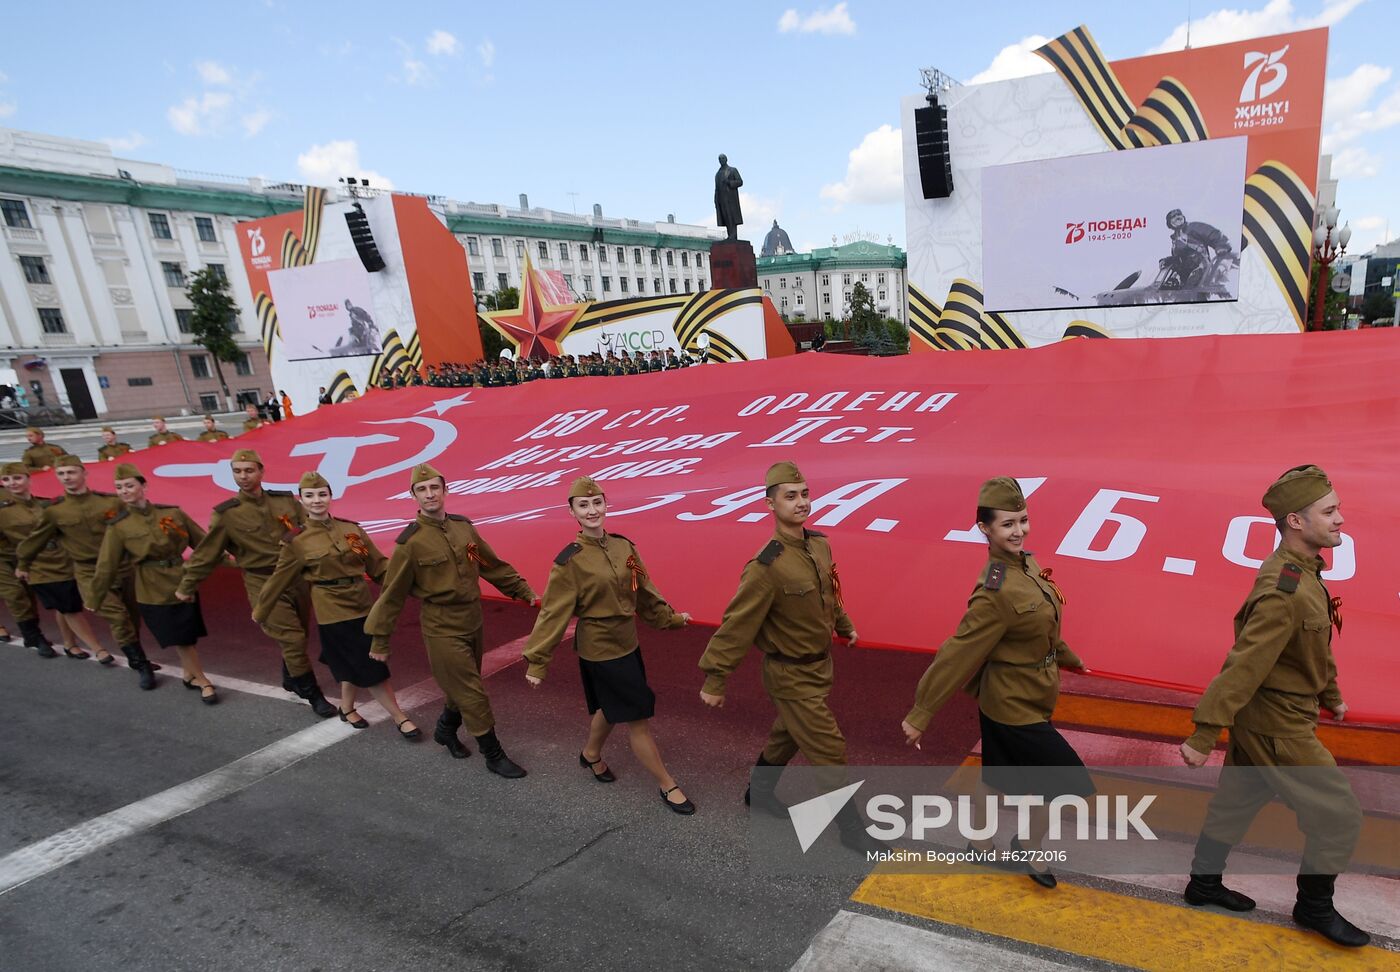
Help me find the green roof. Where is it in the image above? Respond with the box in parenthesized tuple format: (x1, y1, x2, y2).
(758, 240, 906, 272)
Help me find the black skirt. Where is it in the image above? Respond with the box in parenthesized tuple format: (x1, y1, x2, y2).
(31, 579, 83, 614)
(979, 710, 1096, 799)
(579, 647, 655, 724)
(138, 599, 208, 648)
(318, 617, 389, 688)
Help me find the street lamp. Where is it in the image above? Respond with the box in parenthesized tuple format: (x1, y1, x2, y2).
(1310, 206, 1352, 331)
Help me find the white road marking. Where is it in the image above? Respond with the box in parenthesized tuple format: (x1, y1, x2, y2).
(790, 909, 1079, 971)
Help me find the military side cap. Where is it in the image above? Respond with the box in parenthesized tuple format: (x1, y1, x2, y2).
(1263, 464, 1332, 517)
(765, 461, 805, 489)
(230, 449, 262, 465)
(411, 463, 444, 486)
(978, 477, 1026, 512)
(54, 454, 84, 469)
(1, 461, 29, 476)
(113, 463, 143, 481)
(569, 476, 603, 499)
(298, 471, 331, 491)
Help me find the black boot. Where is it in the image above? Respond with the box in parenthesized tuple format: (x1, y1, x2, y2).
(1184, 835, 1255, 911)
(744, 754, 789, 818)
(121, 643, 157, 690)
(474, 728, 526, 778)
(280, 661, 297, 694)
(433, 707, 471, 759)
(1293, 874, 1371, 947)
(834, 801, 885, 855)
(289, 670, 338, 718)
(20, 619, 56, 658)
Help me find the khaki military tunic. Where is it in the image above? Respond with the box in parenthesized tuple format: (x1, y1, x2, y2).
(93, 503, 206, 605)
(97, 443, 134, 462)
(179, 489, 314, 676)
(197, 430, 231, 442)
(23, 442, 66, 471)
(1189, 547, 1359, 873)
(254, 516, 387, 625)
(148, 431, 185, 447)
(0, 494, 70, 622)
(17, 489, 138, 645)
(905, 551, 1082, 731)
(523, 531, 683, 681)
(698, 529, 856, 766)
(242, 418, 263, 434)
(365, 512, 535, 735)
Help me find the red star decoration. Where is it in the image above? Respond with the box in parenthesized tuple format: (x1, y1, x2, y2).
(483, 256, 584, 361)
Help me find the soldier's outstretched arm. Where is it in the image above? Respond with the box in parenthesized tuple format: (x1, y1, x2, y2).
(522, 562, 578, 682)
(365, 543, 414, 658)
(904, 590, 1006, 732)
(178, 512, 231, 597)
(1185, 591, 1294, 755)
(362, 530, 389, 586)
(632, 548, 684, 630)
(88, 525, 127, 610)
(15, 507, 58, 572)
(252, 541, 303, 623)
(698, 561, 773, 698)
(474, 528, 536, 602)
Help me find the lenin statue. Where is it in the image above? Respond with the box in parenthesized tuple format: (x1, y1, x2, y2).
(714, 154, 743, 241)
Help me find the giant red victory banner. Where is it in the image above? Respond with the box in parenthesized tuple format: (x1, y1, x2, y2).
(59, 332, 1400, 724)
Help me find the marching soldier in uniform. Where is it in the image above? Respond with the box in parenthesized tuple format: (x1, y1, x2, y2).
(901, 477, 1093, 889)
(522, 477, 694, 813)
(148, 417, 185, 447)
(16, 455, 155, 688)
(1180, 465, 1369, 948)
(696, 461, 878, 851)
(2, 462, 106, 660)
(91, 463, 216, 703)
(177, 449, 338, 718)
(22, 427, 66, 472)
(97, 427, 133, 462)
(365, 463, 535, 778)
(242, 403, 265, 433)
(254, 472, 418, 739)
(197, 415, 231, 442)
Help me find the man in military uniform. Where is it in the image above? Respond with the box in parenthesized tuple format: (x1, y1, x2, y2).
(148, 417, 184, 447)
(1181, 465, 1368, 948)
(176, 449, 337, 718)
(16, 455, 154, 687)
(242, 404, 265, 433)
(22, 427, 66, 472)
(0, 461, 60, 656)
(97, 427, 133, 462)
(197, 415, 231, 442)
(696, 461, 877, 851)
(365, 463, 536, 778)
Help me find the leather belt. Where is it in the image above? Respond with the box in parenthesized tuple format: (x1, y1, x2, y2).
(313, 577, 357, 587)
(766, 651, 830, 666)
(142, 557, 184, 568)
(243, 566, 274, 576)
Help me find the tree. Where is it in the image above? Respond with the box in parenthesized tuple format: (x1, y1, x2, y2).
(848, 282, 880, 346)
(185, 267, 242, 410)
(477, 287, 519, 360)
(1361, 290, 1395, 326)
(1305, 263, 1350, 330)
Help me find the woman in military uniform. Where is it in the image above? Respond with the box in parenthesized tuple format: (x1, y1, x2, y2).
(90, 463, 214, 700)
(254, 472, 418, 738)
(523, 477, 695, 814)
(901, 477, 1092, 888)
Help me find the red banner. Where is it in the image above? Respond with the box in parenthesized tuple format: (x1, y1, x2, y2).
(55, 332, 1400, 724)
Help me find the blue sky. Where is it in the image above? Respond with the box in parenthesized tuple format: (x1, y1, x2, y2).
(2, 0, 1396, 254)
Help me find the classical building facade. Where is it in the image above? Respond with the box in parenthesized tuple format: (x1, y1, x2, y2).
(0, 127, 719, 420)
(756, 234, 906, 323)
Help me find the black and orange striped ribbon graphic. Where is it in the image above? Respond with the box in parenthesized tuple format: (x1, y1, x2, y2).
(673, 289, 757, 361)
(368, 329, 411, 386)
(325, 370, 358, 403)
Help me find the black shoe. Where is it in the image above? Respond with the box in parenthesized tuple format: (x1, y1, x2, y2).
(338, 707, 369, 729)
(20, 621, 56, 657)
(96, 649, 116, 666)
(660, 785, 696, 815)
(1293, 875, 1371, 948)
(1184, 875, 1255, 911)
(435, 730, 471, 759)
(1011, 838, 1056, 889)
(475, 729, 527, 779)
(288, 670, 338, 718)
(580, 751, 616, 783)
(64, 646, 90, 660)
(396, 719, 422, 740)
(121, 644, 157, 690)
(35, 642, 58, 658)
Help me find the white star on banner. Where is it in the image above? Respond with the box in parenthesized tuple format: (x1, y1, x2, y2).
(417, 393, 474, 416)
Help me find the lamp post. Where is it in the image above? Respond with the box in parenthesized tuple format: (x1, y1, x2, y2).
(1310, 206, 1351, 332)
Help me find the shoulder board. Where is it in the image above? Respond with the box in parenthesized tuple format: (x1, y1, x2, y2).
(154, 503, 181, 510)
(446, 513, 472, 523)
(1277, 563, 1302, 593)
(265, 489, 293, 498)
(336, 517, 362, 527)
(213, 497, 240, 513)
(984, 562, 1007, 592)
(755, 539, 784, 566)
(606, 531, 632, 543)
(554, 542, 583, 566)
(804, 529, 827, 538)
(110, 508, 130, 523)
(395, 522, 420, 544)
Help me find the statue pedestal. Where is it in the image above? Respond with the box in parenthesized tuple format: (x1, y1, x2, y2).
(709, 239, 758, 289)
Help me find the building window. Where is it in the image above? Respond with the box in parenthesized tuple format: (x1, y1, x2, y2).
(234, 352, 254, 376)
(653, 277, 662, 293)
(537, 241, 549, 260)
(821, 274, 830, 286)
(207, 263, 228, 282)
(579, 275, 592, 293)
(19, 255, 50, 285)
(666, 251, 674, 267)
(696, 253, 703, 268)
(2, 198, 33, 228)
(127, 376, 154, 387)
(162, 262, 185, 287)
(636, 277, 645, 293)
(620, 277, 629, 294)
(763, 280, 770, 291)
(580, 244, 590, 262)
(563, 273, 573, 289)
(602, 276, 612, 293)
(467, 237, 480, 257)
(698, 278, 706, 290)
(175, 309, 194, 333)
(796, 293, 805, 307)
(195, 216, 217, 242)
(198, 393, 219, 412)
(38, 308, 66, 334)
(190, 354, 212, 379)
(650, 250, 659, 266)
(633, 248, 642, 264)
(616, 247, 626, 263)
(878, 289, 887, 301)
(669, 279, 678, 293)
(843, 274, 852, 285)
(559, 242, 570, 261)
(779, 277, 786, 289)
(681, 252, 689, 267)
(684, 279, 692, 293)
(878, 272, 886, 284)
(515, 240, 525, 258)
(860, 272, 870, 283)
(149, 213, 173, 239)
(472, 272, 485, 291)
(491, 238, 504, 258)
(599, 246, 609, 264)
(780, 296, 788, 310)
(497, 272, 508, 289)
(823, 293, 831, 304)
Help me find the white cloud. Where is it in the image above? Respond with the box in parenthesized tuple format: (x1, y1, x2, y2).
(296, 140, 394, 190)
(1325, 63, 1391, 125)
(101, 132, 147, 153)
(738, 192, 782, 233)
(196, 60, 233, 85)
(820, 124, 903, 207)
(167, 91, 233, 135)
(241, 109, 272, 137)
(1149, 0, 1364, 54)
(402, 57, 429, 85)
(0, 100, 14, 119)
(968, 35, 1054, 85)
(777, 2, 855, 35)
(426, 29, 459, 56)
(1321, 77, 1400, 154)
(478, 38, 496, 68)
(1330, 146, 1381, 178)
(1343, 214, 1389, 253)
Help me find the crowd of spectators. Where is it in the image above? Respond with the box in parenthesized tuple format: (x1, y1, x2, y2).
(370, 347, 706, 391)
